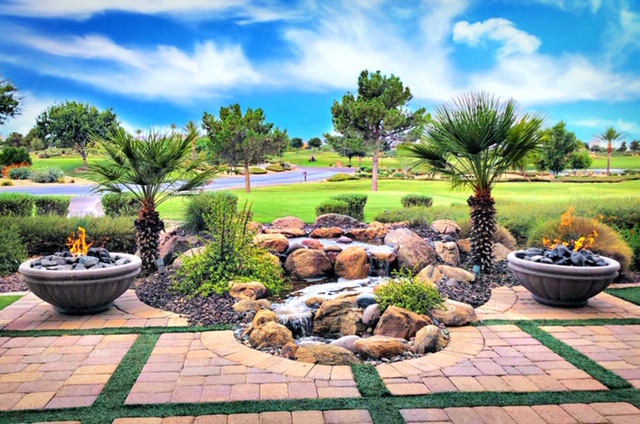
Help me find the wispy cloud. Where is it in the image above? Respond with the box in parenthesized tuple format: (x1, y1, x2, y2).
(0, 92, 56, 135)
(453, 18, 541, 57)
(528, 0, 603, 14)
(573, 118, 640, 135)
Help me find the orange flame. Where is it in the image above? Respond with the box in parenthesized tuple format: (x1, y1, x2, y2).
(542, 207, 598, 252)
(67, 227, 92, 256)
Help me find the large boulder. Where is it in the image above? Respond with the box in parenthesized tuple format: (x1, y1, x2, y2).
(232, 299, 271, 313)
(264, 228, 307, 238)
(364, 221, 392, 240)
(334, 246, 370, 280)
(301, 239, 325, 250)
(310, 227, 343, 238)
(171, 246, 205, 270)
(330, 335, 361, 353)
(252, 309, 279, 327)
(313, 298, 363, 336)
(229, 282, 268, 300)
(293, 344, 361, 365)
(434, 241, 460, 266)
(492, 242, 512, 262)
(416, 265, 443, 287)
(374, 305, 432, 340)
(315, 214, 361, 228)
(430, 299, 478, 327)
(414, 325, 448, 354)
(417, 264, 475, 285)
(384, 228, 436, 272)
(159, 234, 198, 266)
(253, 233, 290, 254)
(272, 216, 306, 230)
(353, 336, 410, 360)
(430, 219, 461, 235)
(248, 321, 293, 348)
(284, 249, 333, 279)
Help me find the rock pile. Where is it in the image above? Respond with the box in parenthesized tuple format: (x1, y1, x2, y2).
(29, 248, 131, 271)
(515, 247, 609, 267)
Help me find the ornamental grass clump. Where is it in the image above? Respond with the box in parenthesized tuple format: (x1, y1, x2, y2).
(375, 270, 443, 315)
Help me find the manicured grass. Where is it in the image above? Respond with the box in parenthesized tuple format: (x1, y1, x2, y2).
(590, 154, 640, 170)
(0, 295, 21, 310)
(29, 154, 104, 180)
(607, 287, 640, 306)
(158, 179, 640, 223)
(279, 150, 400, 169)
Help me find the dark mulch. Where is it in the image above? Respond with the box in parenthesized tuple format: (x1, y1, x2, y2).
(0, 274, 28, 293)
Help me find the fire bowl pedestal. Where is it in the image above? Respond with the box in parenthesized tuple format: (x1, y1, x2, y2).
(19, 253, 142, 315)
(507, 251, 620, 307)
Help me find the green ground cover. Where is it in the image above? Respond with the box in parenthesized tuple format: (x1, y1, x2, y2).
(29, 155, 102, 180)
(0, 295, 21, 310)
(607, 287, 640, 306)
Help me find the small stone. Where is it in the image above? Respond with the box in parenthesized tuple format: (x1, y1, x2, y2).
(356, 293, 376, 308)
(336, 236, 353, 244)
(79, 256, 99, 268)
(74, 263, 87, 270)
(570, 252, 586, 266)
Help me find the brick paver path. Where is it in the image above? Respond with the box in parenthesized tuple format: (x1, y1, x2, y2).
(542, 325, 640, 388)
(476, 286, 640, 320)
(379, 325, 607, 395)
(0, 334, 136, 410)
(113, 409, 373, 423)
(0, 291, 188, 331)
(401, 402, 640, 423)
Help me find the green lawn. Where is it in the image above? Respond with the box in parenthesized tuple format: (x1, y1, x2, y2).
(589, 154, 640, 171)
(158, 179, 640, 223)
(607, 288, 640, 306)
(0, 295, 22, 310)
(30, 154, 104, 180)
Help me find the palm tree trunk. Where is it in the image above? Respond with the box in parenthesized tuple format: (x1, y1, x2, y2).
(134, 199, 164, 273)
(244, 160, 251, 193)
(467, 193, 496, 274)
(372, 148, 379, 192)
(607, 142, 612, 176)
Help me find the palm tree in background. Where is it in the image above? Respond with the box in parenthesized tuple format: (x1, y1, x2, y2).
(400, 92, 545, 274)
(597, 126, 624, 176)
(90, 127, 216, 273)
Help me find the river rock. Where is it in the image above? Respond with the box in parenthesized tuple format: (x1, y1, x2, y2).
(356, 293, 376, 308)
(285, 242, 305, 255)
(334, 246, 370, 279)
(457, 238, 471, 254)
(249, 321, 293, 348)
(315, 214, 361, 228)
(301, 239, 324, 250)
(354, 336, 410, 360)
(313, 298, 363, 336)
(362, 304, 381, 327)
(229, 282, 268, 300)
(439, 265, 475, 283)
(232, 299, 271, 313)
(272, 216, 306, 229)
(434, 241, 460, 266)
(253, 234, 290, 254)
(252, 309, 279, 327)
(284, 249, 333, 279)
(330, 335, 361, 353)
(492, 242, 512, 262)
(414, 325, 448, 354)
(324, 245, 343, 253)
(264, 228, 307, 238)
(430, 219, 461, 235)
(310, 227, 343, 238)
(364, 221, 392, 240)
(294, 344, 361, 365)
(430, 299, 478, 327)
(305, 296, 327, 307)
(384, 228, 436, 272)
(374, 305, 432, 340)
(159, 234, 198, 265)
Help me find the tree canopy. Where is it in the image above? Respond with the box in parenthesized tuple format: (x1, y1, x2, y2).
(536, 121, 580, 175)
(0, 75, 22, 126)
(307, 137, 322, 149)
(324, 133, 367, 167)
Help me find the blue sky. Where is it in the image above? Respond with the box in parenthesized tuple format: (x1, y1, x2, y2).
(1, 0, 639, 146)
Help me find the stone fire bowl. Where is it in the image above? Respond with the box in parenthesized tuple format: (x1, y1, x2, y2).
(19, 253, 142, 315)
(507, 251, 620, 308)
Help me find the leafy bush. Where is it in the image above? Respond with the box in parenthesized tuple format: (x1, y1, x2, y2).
(30, 168, 64, 183)
(355, 172, 372, 179)
(0, 215, 136, 256)
(34, 196, 70, 216)
(176, 202, 285, 296)
(528, 214, 633, 272)
(315, 199, 349, 217)
(249, 167, 267, 174)
(8, 166, 31, 180)
(0, 147, 32, 166)
(373, 207, 430, 228)
(183, 191, 238, 232)
(375, 270, 443, 314)
(401, 194, 433, 208)
(0, 193, 34, 216)
(327, 173, 358, 182)
(0, 224, 28, 276)
(331, 193, 368, 221)
(101, 193, 139, 218)
(266, 164, 285, 172)
(619, 225, 640, 271)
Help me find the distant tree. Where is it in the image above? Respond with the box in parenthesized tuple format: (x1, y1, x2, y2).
(4, 132, 23, 148)
(307, 137, 322, 149)
(583, 142, 589, 150)
(324, 133, 367, 167)
(539, 121, 580, 175)
(617, 141, 627, 153)
(23, 128, 43, 150)
(290, 137, 304, 149)
(590, 145, 603, 153)
(0, 74, 22, 126)
(597, 126, 624, 175)
(331, 70, 426, 191)
(202, 104, 288, 193)
(630, 140, 640, 152)
(35, 101, 120, 169)
(568, 150, 593, 174)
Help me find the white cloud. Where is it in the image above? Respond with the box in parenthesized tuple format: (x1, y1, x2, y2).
(529, 0, 602, 13)
(453, 18, 541, 57)
(573, 118, 640, 134)
(0, 92, 54, 136)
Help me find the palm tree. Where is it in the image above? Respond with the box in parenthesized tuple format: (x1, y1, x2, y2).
(90, 127, 217, 273)
(597, 126, 624, 176)
(400, 92, 545, 274)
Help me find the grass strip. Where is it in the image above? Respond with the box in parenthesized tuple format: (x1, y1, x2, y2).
(0, 295, 22, 310)
(607, 287, 640, 306)
(0, 323, 232, 338)
(478, 318, 640, 327)
(517, 321, 632, 390)
(352, 364, 391, 398)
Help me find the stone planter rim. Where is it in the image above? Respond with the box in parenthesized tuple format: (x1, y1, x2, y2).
(19, 253, 142, 281)
(506, 251, 620, 276)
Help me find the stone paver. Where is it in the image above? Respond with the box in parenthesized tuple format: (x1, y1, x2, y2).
(401, 402, 640, 423)
(112, 410, 372, 423)
(125, 332, 360, 405)
(380, 325, 607, 395)
(0, 291, 188, 331)
(476, 286, 640, 321)
(0, 334, 136, 410)
(541, 325, 640, 388)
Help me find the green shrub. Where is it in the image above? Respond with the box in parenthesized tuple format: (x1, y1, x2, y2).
(373, 207, 429, 228)
(0, 147, 32, 166)
(0, 193, 34, 216)
(391, 172, 406, 179)
(34, 196, 70, 216)
(249, 167, 267, 174)
(265, 164, 285, 172)
(375, 270, 443, 314)
(30, 168, 64, 183)
(327, 173, 358, 182)
(619, 225, 640, 271)
(401, 194, 433, 208)
(0, 215, 136, 256)
(315, 199, 349, 217)
(176, 202, 285, 296)
(183, 191, 238, 232)
(8, 166, 31, 180)
(355, 172, 372, 179)
(101, 193, 139, 218)
(0, 224, 28, 276)
(330, 193, 368, 221)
